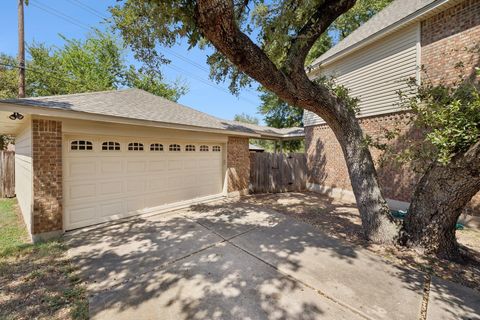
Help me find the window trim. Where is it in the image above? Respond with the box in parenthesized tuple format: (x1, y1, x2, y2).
(128, 142, 144, 151)
(102, 141, 121, 151)
(169, 144, 181, 152)
(185, 144, 196, 152)
(70, 140, 93, 151)
(150, 143, 164, 151)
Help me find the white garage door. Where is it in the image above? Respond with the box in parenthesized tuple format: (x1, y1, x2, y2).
(63, 135, 224, 230)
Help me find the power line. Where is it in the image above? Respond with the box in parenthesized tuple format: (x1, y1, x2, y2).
(27, 1, 260, 105)
(36, 2, 260, 98)
(30, 1, 91, 31)
(65, 0, 106, 19)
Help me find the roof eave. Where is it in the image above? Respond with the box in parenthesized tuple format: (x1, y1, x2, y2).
(0, 102, 262, 138)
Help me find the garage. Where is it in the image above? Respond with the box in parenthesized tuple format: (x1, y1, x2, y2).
(63, 135, 225, 230)
(0, 88, 303, 241)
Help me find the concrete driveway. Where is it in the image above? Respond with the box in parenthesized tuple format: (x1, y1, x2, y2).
(66, 199, 480, 320)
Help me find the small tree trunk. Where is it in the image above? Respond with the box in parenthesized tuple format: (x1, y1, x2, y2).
(403, 141, 480, 260)
(327, 114, 400, 243)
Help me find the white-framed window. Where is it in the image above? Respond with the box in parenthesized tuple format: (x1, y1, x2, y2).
(150, 143, 164, 151)
(199, 145, 209, 152)
(71, 140, 93, 151)
(169, 144, 181, 151)
(185, 144, 196, 152)
(102, 141, 120, 151)
(212, 145, 221, 152)
(128, 142, 144, 151)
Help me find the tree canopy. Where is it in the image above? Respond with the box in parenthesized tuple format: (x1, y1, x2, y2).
(0, 30, 187, 100)
(257, 0, 393, 149)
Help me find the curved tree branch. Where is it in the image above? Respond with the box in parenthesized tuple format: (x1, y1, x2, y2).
(195, 0, 299, 104)
(284, 0, 357, 78)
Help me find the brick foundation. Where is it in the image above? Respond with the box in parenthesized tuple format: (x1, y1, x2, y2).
(32, 119, 63, 235)
(227, 136, 250, 194)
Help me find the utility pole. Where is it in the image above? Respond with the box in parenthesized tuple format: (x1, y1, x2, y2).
(18, 0, 25, 98)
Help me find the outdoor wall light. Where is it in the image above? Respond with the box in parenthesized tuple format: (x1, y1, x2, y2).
(9, 112, 24, 120)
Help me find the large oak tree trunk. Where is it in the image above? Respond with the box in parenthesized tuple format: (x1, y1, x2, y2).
(195, 0, 398, 243)
(327, 115, 400, 243)
(402, 141, 480, 260)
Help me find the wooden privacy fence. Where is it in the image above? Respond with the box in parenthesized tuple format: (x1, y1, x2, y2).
(0, 151, 15, 198)
(250, 152, 307, 193)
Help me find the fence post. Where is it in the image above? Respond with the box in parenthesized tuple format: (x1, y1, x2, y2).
(0, 151, 15, 198)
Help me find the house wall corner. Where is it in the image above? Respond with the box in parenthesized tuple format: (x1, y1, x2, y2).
(31, 119, 63, 239)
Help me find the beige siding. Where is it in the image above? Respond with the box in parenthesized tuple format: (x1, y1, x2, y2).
(304, 23, 420, 126)
(14, 120, 33, 233)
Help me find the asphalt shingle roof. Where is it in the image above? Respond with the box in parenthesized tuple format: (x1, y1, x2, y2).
(311, 0, 437, 66)
(0, 88, 304, 138)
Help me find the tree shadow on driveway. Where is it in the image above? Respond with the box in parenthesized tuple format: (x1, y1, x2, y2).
(67, 199, 429, 320)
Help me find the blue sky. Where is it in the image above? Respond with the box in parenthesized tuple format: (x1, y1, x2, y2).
(0, 0, 263, 122)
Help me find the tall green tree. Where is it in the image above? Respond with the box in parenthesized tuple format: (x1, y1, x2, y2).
(0, 30, 187, 100)
(110, 0, 401, 243)
(258, 0, 394, 152)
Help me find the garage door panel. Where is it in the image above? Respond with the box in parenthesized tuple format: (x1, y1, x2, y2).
(127, 179, 147, 193)
(100, 201, 124, 217)
(69, 183, 96, 200)
(67, 160, 97, 179)
(127, 160, 146, 173)
(183, 160, 197, 169)
(148, 178, 168, 192)
(99, 181, 124, 196)
(168, 174, 196, 189)
(64, 136, 225, 230)
(126, 198, 146, 213)
(167, 159, 183, 170)
(101, 160, 123, 174)
(148, 160, 167, 172)
(69, 206, 97, 223)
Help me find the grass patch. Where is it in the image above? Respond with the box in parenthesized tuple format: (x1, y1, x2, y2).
(0, 198, 29, 255)
(0, 198, 88, 320)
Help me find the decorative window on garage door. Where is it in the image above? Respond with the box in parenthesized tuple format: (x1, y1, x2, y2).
(102, 141, 120, 151)
(212, 145, 221, 152)
(128, 142, 144, 151)
(200, 145, 209, 152)
(169, 144, 181, 151)
(71, 140, 93, 151)
(185, 144, 196, 152)
(150, 143, 164, 151)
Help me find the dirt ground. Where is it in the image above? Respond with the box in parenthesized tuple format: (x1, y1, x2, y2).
(243, 192, 480, 292)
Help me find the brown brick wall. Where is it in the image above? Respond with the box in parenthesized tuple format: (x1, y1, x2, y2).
(227, 136, 250, 193)
(32, 119, 63, 234)
(421, 0, 480, 84)
(306, 0, 480, 213)
(306, 112, 421, 202)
